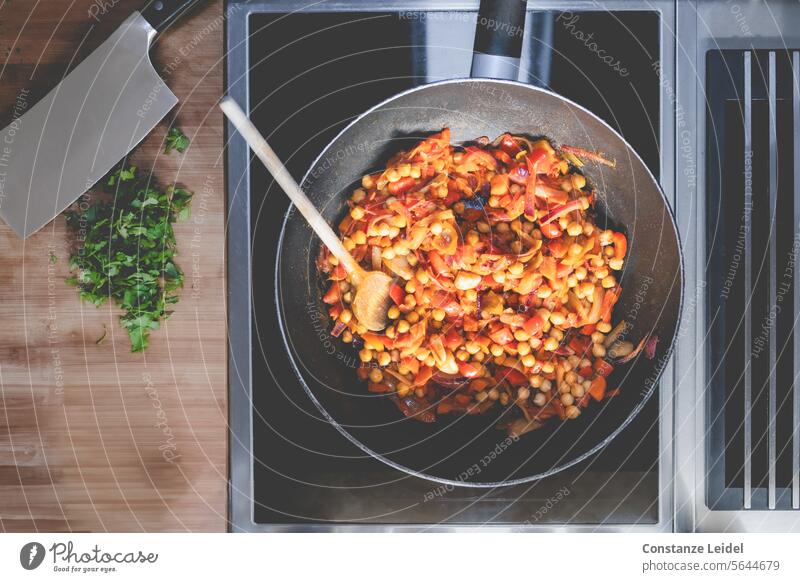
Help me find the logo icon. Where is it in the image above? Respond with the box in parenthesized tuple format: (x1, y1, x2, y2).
(19, 542, 45, 570)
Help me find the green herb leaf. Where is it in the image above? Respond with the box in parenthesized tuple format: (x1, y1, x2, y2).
(164, 127, 190, 154)
(65, 164, 193, 352)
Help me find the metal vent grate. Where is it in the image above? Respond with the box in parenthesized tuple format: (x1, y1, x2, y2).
(706, 49, 800, 511)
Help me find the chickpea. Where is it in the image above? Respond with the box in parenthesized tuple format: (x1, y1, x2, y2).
(381, 247, 395, 260)
(415, 269, 430, 284)
(397, 320, 411, 334)
(508, 262, 524, 276)
(490, 343, 505, 357)
(571, 173, 587, 190)
(536, 285, 553, 299)
(558, 383, 571, 394)
(541, 362, 555, 374)
(432, 308, 446, 322)
(601, 275, 617, 288)
(342, 330, 353, 343)
(517, 387, 531, 401)
(352, 188, 367, 202)
(566, 222, 583, 237)
(497, 222, 510, 233)
(565, 371, 579, 385)
(517, 341, 531, 356)
(550, 311, 566, 326)
(404, 280, 416, 294)
(343, 237, 356, 251)
(369, 368, 384, 383)
(453, 201, 466, 214)
(406, 311, 420, 324)
(561, 393, 575, 406)
(475, 391, 488, 402)
(488, 388, 500, 401)
(397, 383, 411, 397)
(541, 379, 553, 393)
(522, 354, 537, 368)
(544, 337, 559, 351)
(566, 405, 581, 419)
(569, 243, 583, 256)
(350, 206, 365, 220)
(359, 349, 373, 363)
(514, 329, 531, 342)
(608, 258, 624, 271)
(575, 266, 588, 280)
(592, 344, 607, 358)
(529, 375, 543, 388)
(493, 270, 507, 284)
(591, 331, 605, 344)
(477, 221, 491, 234)
(533, 392, 547, 406)
(571, 384, 585, 398)
(550, 328, 564, 342)
(339, 309, 353, 324)
(596, 321, 612, 333)
(378, 352, 391, 367)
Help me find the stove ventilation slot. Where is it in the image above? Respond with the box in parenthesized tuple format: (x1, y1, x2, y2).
(706, 49, 800, 511)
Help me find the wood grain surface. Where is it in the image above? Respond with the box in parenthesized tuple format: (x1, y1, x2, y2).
(0, 0, 227, 532)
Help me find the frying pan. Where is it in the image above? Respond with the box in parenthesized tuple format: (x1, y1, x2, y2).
(275, 0, 683, 486)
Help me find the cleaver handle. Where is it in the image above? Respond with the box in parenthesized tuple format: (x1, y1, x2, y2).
(141, 0, 206, 33)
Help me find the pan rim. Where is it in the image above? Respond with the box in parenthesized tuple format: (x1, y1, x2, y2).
(272, 77, 685, 488)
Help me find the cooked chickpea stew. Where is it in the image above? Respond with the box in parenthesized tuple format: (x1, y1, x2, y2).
(319, 129, 653, 437)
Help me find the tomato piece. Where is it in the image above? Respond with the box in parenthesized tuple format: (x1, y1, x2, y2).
(540, 222, 562, 239)
(499, 133, 521, 157)
(612, 232, 627, 259)
(488, 326, 514, 345)
(368, 382, 390, 393)
(495, 366, 528, 386)
(322, 284, 341, 305)
(580, 324, 596, 335)
(594, 359, 614, 377)
(443, 329, 463, 350)
(589, 376, 607, 401)
(328, 304, 343, 319)
(329, 263, 348, 280)
(443, 187, 462, 206)
(389, 283, 405, 306)
(458, 361, 482, 378)
(568, 335, 591, 355)
(523, 313, 545, 336)
(578, 366, 594, 379)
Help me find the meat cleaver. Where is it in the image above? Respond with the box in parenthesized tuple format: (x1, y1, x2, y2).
(0, 0, 204, 238)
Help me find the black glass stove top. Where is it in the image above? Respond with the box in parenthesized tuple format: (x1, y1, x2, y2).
(245, 8, 662, 526)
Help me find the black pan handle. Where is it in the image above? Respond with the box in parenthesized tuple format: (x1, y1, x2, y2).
(141, 0, 205, 33)
(471, 0, 527, 80)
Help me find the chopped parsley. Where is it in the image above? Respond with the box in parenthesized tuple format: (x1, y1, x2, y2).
(164, 127, 190, 154)
(65, 165, 192, 352)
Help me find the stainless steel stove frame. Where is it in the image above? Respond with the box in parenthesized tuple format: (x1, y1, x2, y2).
(225, 0, 679, 532)
(675, 0, 800, 533)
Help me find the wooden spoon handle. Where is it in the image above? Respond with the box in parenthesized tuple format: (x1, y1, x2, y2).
(220, 97, 366, 282)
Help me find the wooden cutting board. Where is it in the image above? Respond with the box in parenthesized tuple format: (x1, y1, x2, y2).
(0, 0, 227, 532)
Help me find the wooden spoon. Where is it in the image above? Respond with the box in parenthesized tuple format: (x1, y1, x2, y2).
(219, 97, 392, 331)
